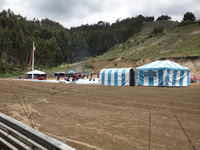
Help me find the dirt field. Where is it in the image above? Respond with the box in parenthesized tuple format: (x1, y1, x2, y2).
(0, 80, 200, 150)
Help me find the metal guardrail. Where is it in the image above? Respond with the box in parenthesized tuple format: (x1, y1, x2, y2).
(0, 112, 75, 150)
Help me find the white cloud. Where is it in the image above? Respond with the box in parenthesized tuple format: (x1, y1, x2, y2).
(1, 0, 200, 28)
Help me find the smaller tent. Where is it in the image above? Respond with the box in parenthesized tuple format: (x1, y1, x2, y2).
(67, 70, 75, 74)
(26, 70, 46, 79)
(99, 68, 135, 86)
(136, 60, 190, 87)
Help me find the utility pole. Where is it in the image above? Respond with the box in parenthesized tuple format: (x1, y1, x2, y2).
(32, 42, 35, 79)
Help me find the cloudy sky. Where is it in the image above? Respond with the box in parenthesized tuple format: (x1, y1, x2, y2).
(0, 0, 199, 28)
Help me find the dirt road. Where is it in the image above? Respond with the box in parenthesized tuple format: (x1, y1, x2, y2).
(0, 80, 200, 150)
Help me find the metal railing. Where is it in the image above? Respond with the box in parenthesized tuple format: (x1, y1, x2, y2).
(0, 112, 75, 150)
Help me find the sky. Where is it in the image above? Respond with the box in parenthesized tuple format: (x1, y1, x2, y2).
(0, 0, 200, 28)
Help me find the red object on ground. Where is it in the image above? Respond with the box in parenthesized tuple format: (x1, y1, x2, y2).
(190, 75, 196, 83)
(73, 73, 78, 78)
(38, 77, 44, 80)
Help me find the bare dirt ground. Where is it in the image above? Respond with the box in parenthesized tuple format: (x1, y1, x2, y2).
(0, 79, 200, 150)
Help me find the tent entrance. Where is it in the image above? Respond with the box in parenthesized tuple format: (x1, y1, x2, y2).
(130, 69, 135, 86)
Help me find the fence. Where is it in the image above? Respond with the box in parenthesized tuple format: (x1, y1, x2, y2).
(0, 112, 75, 150)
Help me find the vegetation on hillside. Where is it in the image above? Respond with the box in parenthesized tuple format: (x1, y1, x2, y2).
(0, 9, 199, 76)
(97, 21, 200, 61)
(0, 9, 154, 74)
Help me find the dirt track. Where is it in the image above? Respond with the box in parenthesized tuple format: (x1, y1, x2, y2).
(0, 80, 200, 150)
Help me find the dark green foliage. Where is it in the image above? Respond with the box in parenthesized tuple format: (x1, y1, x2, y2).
(114, 62, 118, 66)
(148, 27, 165, 37)
(0, 9, 152, 74)
(0, 59, 22, 75)
(156, 15, 171, 21)
(178, 21, 196, 26)
(145, 16, 155, 22)
(179, 12, 196, 26)
(183, 12, 196, 22)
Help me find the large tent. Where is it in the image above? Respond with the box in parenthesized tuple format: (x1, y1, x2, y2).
(99, 68, 135, 86)
(26, 70, 46, 79)
(136, 60, 190, 87)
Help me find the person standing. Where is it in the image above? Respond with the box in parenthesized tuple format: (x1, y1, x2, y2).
(57, 74, 60, 81)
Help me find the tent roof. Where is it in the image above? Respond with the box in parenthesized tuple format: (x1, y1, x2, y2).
(67, 70, 75, 73)
(100, 68, 133, 73)
(136, 60, 189, 71)
(26, 70, 46, 74)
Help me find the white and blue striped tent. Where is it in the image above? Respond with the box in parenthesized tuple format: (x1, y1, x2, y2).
(136, 60, 190, 87)
(99, 68, 135, 86)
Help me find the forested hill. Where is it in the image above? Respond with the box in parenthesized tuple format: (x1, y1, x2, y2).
(0, 9, 154, 74)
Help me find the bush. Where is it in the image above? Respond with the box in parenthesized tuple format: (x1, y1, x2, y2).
(148, 27, 165, 37)
(114, 62, 118, 66)
(178, 21, 196, 26)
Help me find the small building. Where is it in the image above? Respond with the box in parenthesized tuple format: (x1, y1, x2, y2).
(99, 68, 135, 86)
(136, 60, 190, 86)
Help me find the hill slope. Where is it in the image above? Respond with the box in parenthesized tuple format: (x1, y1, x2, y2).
(85, 21, 200, 79)
(97, 21, 200, 61)
(26, 21, 200, 79)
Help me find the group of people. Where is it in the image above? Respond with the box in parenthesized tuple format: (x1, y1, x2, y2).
(56, 72, 99, 82)
(64, 76, 78, 82)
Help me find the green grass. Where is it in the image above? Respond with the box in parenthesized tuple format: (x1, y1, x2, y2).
(0, 71, 25, 78)
(97, 21, 200, 61)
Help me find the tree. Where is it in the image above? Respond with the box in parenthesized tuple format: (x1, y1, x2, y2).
(0, 9, 150, 73)
(145, 16, 154, 22)
(156, 15, 171, 21)
(183, 12, 196, 22)
(148, 27, 165, 37)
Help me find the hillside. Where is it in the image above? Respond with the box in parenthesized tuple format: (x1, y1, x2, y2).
(43, 21, 200, 79)
(1, 13, 200, 79)
(97, 21, 200, 60)
(85, 21, 200, 78)
(0, 9, 147, 76)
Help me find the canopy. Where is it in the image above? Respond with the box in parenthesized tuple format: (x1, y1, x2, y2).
(26, 70, 46, 79)
(99, 68, 135, 86)
(136, 60, 190, 86)
(67, 70, 75, 74)
(137, 60, 190, 71)
(26, 70, 46, 74)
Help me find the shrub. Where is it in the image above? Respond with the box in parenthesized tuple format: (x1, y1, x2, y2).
(148, 27, 165, 37)
(114, 62, 118, 66)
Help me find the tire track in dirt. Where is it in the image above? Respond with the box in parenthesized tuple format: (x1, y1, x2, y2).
(173, 112, 196, 150)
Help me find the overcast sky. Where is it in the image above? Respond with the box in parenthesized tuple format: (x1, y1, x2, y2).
(0, 0, 200, 28)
